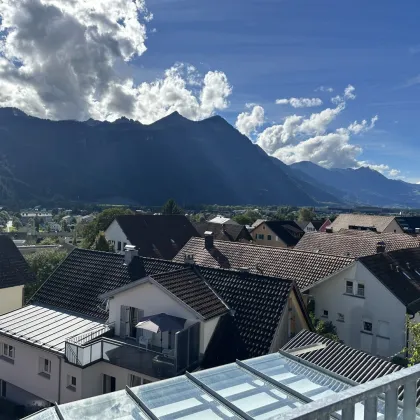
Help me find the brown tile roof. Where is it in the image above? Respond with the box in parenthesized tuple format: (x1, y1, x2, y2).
(360, 247, 420, 313)
(151, 268, 229, 320)
(295, 231, 420, 258)
(173, 237, 354, 290)
(330, 214, 396, 232)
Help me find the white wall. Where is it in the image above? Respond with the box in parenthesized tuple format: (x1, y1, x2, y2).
(201, 316, 220, 354)
(0, 286, 23, 315)
(383, 219, 404, 234)
(105, 220, 131, 253)
(0, 335, 61, 404)
(308, 263, 407, 357)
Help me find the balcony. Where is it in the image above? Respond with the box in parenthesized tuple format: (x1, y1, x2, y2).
(64, 322, 200, 380)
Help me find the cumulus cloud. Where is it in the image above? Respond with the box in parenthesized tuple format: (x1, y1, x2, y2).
(316, 86, 334, 93)
(0, 0, 231, 123)
(244, 85, 396, 174)
(235, 104, 265, 137)
(275, 97, 323, 108)
(357, 162, 400, 178)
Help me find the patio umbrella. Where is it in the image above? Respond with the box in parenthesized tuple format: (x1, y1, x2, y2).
(135, 313, 186, 351)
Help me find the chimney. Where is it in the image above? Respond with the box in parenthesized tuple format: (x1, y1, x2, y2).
(204, 231, 214, 249)
(376, 241, 386, 254)
(325, 226, 333, 233)
(124, 244, 138, 265)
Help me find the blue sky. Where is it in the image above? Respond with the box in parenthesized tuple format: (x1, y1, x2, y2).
(141, 0, 420, 181)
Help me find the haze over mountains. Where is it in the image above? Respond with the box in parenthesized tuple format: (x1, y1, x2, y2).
(0, 108, 419, 208)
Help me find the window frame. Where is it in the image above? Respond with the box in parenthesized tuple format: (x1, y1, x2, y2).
(267, 234, 272, 241)
(363, 321, 373, 333)
(337, 313, 345, 322)
(39, 357, 52, 378)
(346, 280, 353, 294)
(322, 309, 329, 318)
(357, 283, 365, 297)
(3, 344, 14, 359)
(117, 241, 122, 251)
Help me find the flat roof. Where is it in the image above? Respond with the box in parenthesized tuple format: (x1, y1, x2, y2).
(0, 305, 106, 353)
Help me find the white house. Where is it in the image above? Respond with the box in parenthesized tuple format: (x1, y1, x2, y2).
(0, 246, 310, 414)
(104, 214, 199, 259)
(0, 236, 36, 315)
(304, 247, 420, 358)
(208, 215, 238, 225)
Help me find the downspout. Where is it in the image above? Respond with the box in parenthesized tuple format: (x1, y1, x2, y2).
(57, 355, 62, 404)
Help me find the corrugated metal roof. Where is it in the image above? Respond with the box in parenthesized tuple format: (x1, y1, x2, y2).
(0, 305, 106, 353)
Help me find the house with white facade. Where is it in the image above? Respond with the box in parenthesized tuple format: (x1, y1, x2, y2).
(105, 214, 199, 258)
(296, 219, 332, 233)
(0, 235, 36, 315)
(0, 246, 310, 414)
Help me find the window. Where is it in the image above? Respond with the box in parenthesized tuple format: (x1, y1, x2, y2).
(337, 313, 345, 322)
(267, 235, 272, 240)
(39, 357, 51, 378)
(117, 241, 122, 251)
(363, 321, 373, 333)
(357, 284, 365, 297)
(322, 310, 328, 318)
(67, 375, 77, 390)
(258, 234, 264, 240)
(3, 344, 14, 359)
(129, 374, 142, 387)
(346, 281, 353, 294)
(103, 374, 116, 394)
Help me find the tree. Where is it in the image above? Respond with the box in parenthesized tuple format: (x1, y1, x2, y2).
(34, 216, 40, 232)
(92, 232, 112, 252)
(61, 219, 69, 232)
(12, 216, 22, 229)
(232, 210, 260, 226)
(80, 207, 134, 249)
(310, 313, 341, 342)
(24, 250, 67, 302)
(39, 237, 59, 245)
(298, 207, 316, 222)
(405, 318, 420, 366)
(161, 199, 183, 215)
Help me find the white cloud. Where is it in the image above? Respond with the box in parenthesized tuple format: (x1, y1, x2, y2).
(347, 115, 378, 134)
(0, 0, 231, 123)
(316, 86, 334, 93)
(249, 85, 396, 173)
(357, 162, 400, 178)
(235, 105, 265, 137)
(275, 97, 323, 108)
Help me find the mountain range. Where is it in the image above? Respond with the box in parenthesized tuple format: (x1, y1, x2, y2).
(0, 107, 419, 208)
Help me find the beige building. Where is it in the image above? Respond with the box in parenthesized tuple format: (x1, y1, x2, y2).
(330, 214, 403, 233)
(251, 220, 304, 248)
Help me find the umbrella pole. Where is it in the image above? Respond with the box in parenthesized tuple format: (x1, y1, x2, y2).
(161, 331, 163, 352)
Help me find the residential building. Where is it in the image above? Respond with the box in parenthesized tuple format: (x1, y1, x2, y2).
(26, 349, 420, 420)
(330, 213, 403, 233)
(0, 235, 36, 315)
(296, 219, 331, 233)
(208, 215, 238, 225)
(173, 236, 354, 289)
(295, 230, 420, 258)
(395, 216, 420, 234)
(104, 214, 199, 258)
(20, 212, 53, 224)
(0, 247, 309, 412)
(251, 220, 304, 248)
(193, 221, 252, 242)
(304, 247, 420, 358)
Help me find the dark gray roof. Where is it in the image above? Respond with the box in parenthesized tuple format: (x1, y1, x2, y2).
(0, 235, 36, 289)
(360, 248, 420, 313)
(295, 231, 420, 258)
(151, 268, 228, 320)
(395, 216, 420, 234)
(264, 220, 304, 246)
(30, 248, 305, 358)
(114, 215, 199, 260)
(282, 330, 401, 383)
(193, 221, 252, 242)
(173, 237, 354, 290)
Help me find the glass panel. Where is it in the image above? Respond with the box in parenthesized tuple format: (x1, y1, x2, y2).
(188, 323, 200, 367)
(133, 375, 241, 419)
(91, 342, 102, 361)
(59, 389, 148, 419)
(25, 408, 60, 419)
(194, 362, 303, 418)
(176, 329, 188, 372)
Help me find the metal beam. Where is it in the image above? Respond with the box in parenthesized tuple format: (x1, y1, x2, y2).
(54, 403, 65, 420)
(285, 342, 327, 356)
(125, 386, 158, 420)
(185, 371, 253, 420)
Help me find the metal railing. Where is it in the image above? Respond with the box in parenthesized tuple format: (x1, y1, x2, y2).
(66, 323, 114, 346)
(278, 362, 420, 420)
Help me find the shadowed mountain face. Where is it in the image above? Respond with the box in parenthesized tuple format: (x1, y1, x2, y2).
(290, 161, 420, 207)
(0, 109, 317, 206)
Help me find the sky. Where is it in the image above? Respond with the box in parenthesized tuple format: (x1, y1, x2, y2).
(0, 0, 420, 181)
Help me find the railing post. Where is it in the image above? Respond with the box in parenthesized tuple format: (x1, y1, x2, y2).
(364, 396, 377, 420)
(384, 385, 398, 420)
(403, 380, 417, 420)
(342, 403, 355, 420)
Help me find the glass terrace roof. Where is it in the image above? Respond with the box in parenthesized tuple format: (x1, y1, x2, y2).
(25, 352, 410, 420)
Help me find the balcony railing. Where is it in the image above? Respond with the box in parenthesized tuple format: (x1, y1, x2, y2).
(64, 322, 200, 380)
(279, 361, 420, 420)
